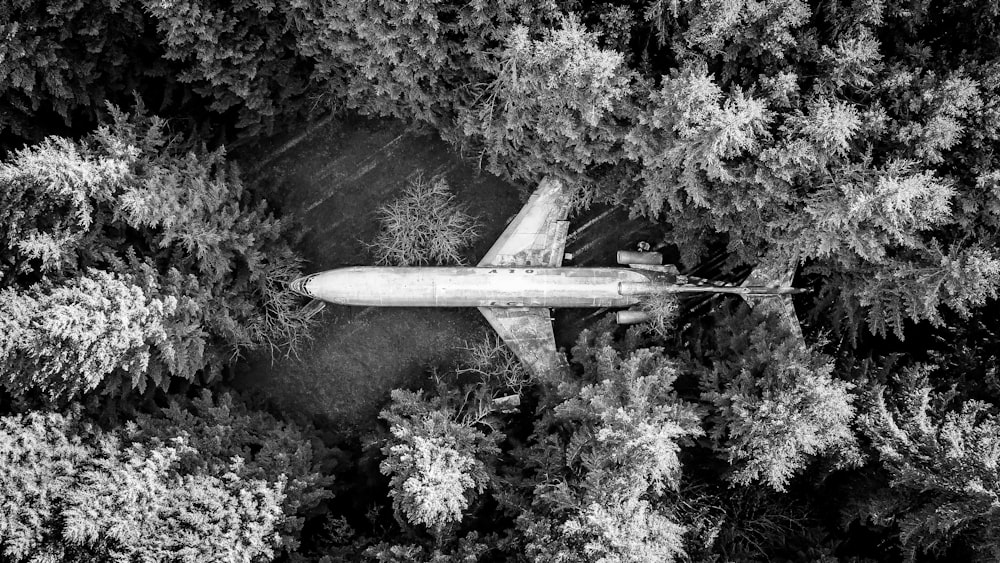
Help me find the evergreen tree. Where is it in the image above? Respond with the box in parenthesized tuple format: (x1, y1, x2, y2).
(288, 0, 556, 127)
(0, 0, 152, 140)
(0, 104, 312, 396)
(0, 409, 286, 562)
(857, 369, 1000, 562)
(0, 270, 173, 398)
(646, 0, 810, 77)
(514, 328, 703, 562)
(379, 389, 499, 537)
(625, 60, 772, 220)
(456, 17, 634, 185)
(127, 391, 336, 555)
(701, 307, 859, 490)
(140, 0, 311, 134)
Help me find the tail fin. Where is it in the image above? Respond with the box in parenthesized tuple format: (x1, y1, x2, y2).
(740, 261, 804, 344)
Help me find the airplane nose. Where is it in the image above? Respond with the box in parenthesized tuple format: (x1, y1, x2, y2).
(289, 275, 312, 297)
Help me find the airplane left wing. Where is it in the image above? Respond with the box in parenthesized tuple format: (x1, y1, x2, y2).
(477, 177, 573, 382)
(477, 306, 570, 383)
(478, 177, 571, 268)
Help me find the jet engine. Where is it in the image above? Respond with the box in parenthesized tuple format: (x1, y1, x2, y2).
(616, 310, 653, 324)
(617, 250, 662, 265)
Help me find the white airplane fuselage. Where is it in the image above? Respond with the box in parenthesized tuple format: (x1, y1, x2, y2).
(291, 266, 796, 308)
(292, 266, 642, 308)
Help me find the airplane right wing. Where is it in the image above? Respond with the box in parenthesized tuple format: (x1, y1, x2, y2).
(477, 306, 570, 383)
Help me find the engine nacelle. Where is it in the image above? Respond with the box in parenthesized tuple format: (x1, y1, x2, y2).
(616, 310, 653, 324)
(617, 250, 662, 265)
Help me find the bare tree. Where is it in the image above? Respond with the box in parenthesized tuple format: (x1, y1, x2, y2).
(639, 292, 680, 339)
(428, 333, 534, 431)
(367, 176, 481, 266)
(246, 257, 318, 361)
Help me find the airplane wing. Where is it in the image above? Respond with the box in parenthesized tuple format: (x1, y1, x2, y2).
(477, 306, 570, 382)
(477, 177, 573, 382)
(478, 177, 571, 268)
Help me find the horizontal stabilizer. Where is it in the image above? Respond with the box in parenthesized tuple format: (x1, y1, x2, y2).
(744, 294, 803, 343)
(740, 258, 804, 344)
(740, 261, 796, 290)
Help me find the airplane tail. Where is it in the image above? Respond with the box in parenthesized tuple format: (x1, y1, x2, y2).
(739, 260, 804, 343)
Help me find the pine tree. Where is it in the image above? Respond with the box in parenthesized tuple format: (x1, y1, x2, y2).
(0, 409, 287, 562)
(701, 307, 859, 490)
(379, 389, 499, 537)
(647, 0, 810, 72)
(287, 0, 555, 127)
(456, 17, 634, 184)
(625, 60, 771, 219)
(857, 369, 1000, 562)
(0, 270, 173, 399)
(140, 0, 311, 134)
(0, 104, 312, 396)
(514, 328, 702, 562)
(0, 0, 151, 140)
(126, 390, 336, 555)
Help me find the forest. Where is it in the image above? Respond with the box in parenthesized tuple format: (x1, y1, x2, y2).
(1, 0, 999, 561)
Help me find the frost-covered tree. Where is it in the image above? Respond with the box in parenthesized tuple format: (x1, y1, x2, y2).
(379, 389, 499, 537)
(701, 307, 859, 490)
(0, 104, 312, 396)
(0, 270, 173, 398)
(0, 409, 286, 563)
(857, 368, 1000, 562)
(515, 328, 703, 562)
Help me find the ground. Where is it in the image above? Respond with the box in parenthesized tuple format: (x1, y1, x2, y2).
(232, 115, 662, 436)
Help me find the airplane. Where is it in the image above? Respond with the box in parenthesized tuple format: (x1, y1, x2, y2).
(289, 178, 804, 381)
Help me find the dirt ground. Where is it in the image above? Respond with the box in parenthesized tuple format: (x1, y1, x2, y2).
(232, 114, 663, 436)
